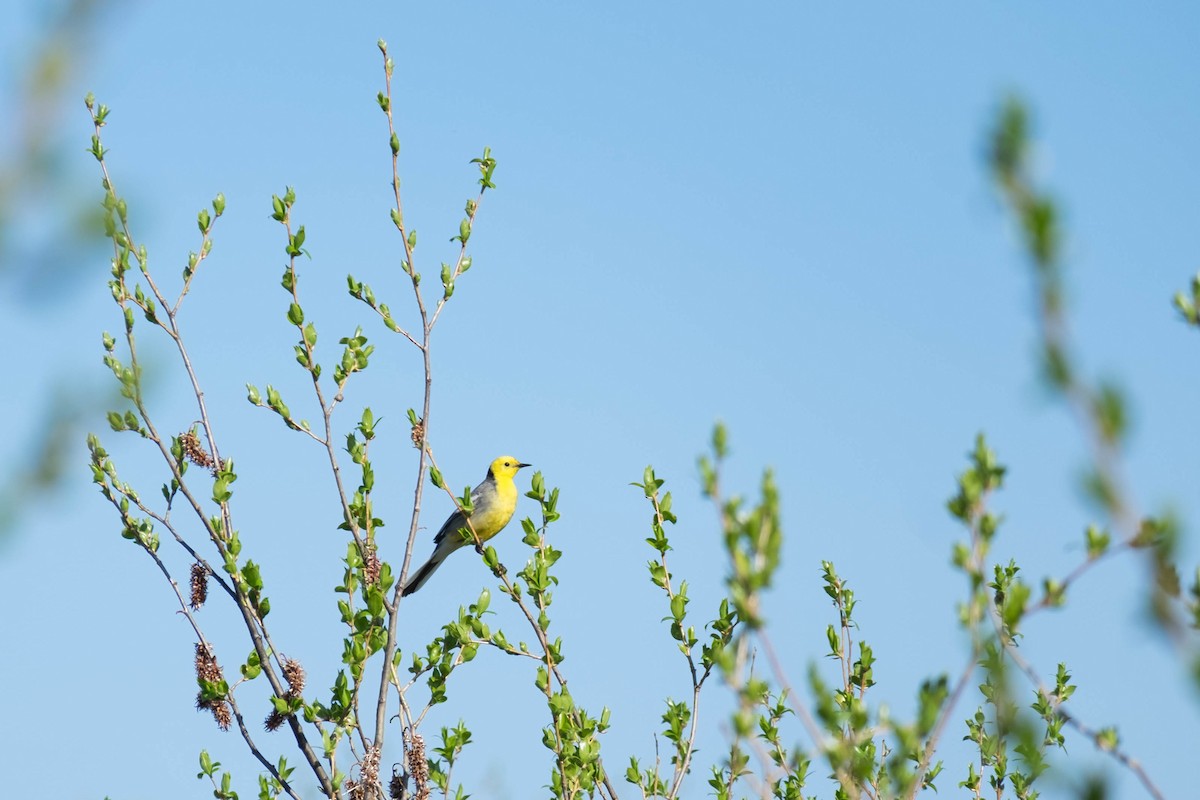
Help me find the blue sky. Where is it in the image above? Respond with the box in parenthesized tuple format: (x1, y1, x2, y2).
(1, 2, 1199, 798)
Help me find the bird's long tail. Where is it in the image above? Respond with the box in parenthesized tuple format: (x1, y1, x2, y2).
(401, 554, 445, 596)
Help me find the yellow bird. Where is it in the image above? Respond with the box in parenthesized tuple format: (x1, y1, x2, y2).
(401, 455, 530, 596)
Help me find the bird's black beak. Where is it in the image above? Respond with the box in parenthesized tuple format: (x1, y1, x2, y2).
(518, 462, 531, 469)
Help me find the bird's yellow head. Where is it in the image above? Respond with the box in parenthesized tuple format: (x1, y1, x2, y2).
(488, 455, 530, 481)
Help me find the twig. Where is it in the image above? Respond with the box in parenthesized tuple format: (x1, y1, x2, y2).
(372, 42, 437, 765)
(90, 106, 334, 797)
(143, 541, 301, 800)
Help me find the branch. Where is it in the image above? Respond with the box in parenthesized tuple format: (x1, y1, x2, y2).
(88, 101, 334, 797)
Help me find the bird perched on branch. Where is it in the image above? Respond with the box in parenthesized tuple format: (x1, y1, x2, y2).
(401, 455, 530, 596)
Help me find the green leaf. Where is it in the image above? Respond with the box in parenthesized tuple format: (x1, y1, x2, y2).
(1085, 525, 1110, 559)
(241, 650, 262, 680)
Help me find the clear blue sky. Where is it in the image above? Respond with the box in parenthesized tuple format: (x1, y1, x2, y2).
(1, 2, 1198, 798)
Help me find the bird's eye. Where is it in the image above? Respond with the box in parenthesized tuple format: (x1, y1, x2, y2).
(504, 461, 511, 467)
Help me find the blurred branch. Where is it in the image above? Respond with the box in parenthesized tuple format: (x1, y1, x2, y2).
(0, 0, 120, 542)
(989, 95, 1193, 644)
(1, 0, 117, 282)
(0, 387, 81, 536)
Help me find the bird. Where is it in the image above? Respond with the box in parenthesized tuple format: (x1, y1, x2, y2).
(401, 455, 530, 596)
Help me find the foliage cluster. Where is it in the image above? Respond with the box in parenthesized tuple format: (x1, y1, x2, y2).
(86, 45, 1198, 800)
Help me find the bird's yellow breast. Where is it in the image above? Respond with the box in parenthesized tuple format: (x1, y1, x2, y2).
(471, 476, 519, 542)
